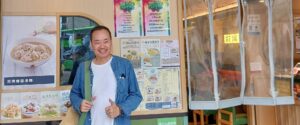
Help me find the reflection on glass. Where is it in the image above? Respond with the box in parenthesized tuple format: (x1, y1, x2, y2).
(212, 0, 241, 100)
(242, 1, 271, 97)
(60, 16, 98, 85)
(272, 0, 292, 96)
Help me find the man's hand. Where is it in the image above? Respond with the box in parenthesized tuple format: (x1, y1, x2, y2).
(80, 100, 93, 112)
(105, 99, 121, 118)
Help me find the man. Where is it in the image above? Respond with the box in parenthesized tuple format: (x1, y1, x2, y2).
(70, 25, 143, 125)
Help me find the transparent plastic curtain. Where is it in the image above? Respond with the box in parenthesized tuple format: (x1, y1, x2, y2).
(185, 0, 216, 109)
(185, 0, 294, 109)
(242, 0, 272, 103)
(242, 0, 294, 105)
(212, 0, 243, 107)
(186, 0, 243, 109)
(272, 0, 294, 104)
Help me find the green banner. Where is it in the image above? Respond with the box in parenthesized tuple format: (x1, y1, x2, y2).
(157, 118, 177, 125)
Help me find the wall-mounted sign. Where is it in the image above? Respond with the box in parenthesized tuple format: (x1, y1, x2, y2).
(114, 0, 143, 37)
(2, 16, 57, 90)
(143, 0, 171, 36)
(224, 33, 239, 44)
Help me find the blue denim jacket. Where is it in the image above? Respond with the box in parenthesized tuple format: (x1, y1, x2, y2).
(70, 55, 143, 125)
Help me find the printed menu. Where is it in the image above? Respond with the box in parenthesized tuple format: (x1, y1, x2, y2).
(160, 40, 180, 66)
(60, 90, 70, 116)
(1, 93, 21, 120)
(40, 91, 60, 117)
(121, 39, 142, 68)
(138, 68, 181, 111)
(141, 39, 161, 68)
(20, 92, 41, 119)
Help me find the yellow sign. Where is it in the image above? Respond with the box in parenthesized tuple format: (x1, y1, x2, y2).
(224, 34, 239, 44)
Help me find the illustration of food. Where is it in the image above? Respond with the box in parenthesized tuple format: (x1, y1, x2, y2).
(23, 103, 37, 113)
(41, 104, 58, 116)
(143, 57, 151, 63)
(147, 48, 159, 56)
(126, 54, 133, 60)
(22, 102, 39, 118)
(11, 42, 51, 63)
(2, 104, 20, 118)
(149, 75, 158, 83)
(124, 50, 139, 60)
(130, 50, 137, 55)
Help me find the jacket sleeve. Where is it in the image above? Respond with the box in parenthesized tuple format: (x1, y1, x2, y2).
(118, 63, 143, 116)
(70, 63, 84, 114)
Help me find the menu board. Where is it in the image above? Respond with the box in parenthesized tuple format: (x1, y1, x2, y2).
(137, 68, 181, 111)
(0, 90, 72, 121)
(120, 38, 181, 111)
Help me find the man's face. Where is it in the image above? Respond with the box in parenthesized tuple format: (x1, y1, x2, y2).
(90, 29, 112, 60)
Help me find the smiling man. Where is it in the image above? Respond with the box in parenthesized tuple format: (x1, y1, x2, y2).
(70, 25, 143, 125)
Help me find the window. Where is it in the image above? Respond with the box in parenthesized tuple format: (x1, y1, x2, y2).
(60, 16, 98, 85)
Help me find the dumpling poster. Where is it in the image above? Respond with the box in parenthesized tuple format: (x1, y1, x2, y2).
(2, 16, 57, 89)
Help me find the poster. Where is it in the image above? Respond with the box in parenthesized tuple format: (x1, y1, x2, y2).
(139, 68, 181, 111)
(60, 90, 70, 116)
(160, 40, 180, 66)
(120, 39, 142, 68)
(141, 39, 161, 68)
(1, 90, 71, 120)
(295, 17, 300, 53)
(114, 0, 143, 37)
(20, 92, 41, 119)
(143, 0, 171, 36)
(1, 93, 21, 120)
(40, 91, 60, 117)
(2, 16, 57, 89)
(247, 14, 261, 35)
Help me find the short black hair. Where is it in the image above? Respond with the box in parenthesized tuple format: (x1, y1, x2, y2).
(90, 25, 112, 41)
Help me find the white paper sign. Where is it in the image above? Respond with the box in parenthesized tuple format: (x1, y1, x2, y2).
(250, 62, 262, 72)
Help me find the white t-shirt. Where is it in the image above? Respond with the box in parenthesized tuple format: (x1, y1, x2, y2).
(91, 57, 116, 125)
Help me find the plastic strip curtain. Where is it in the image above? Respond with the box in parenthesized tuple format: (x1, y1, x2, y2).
(185, 0, 243, 109)
(242, 0, 294, 105)
(185, 0, 216, 109)
(185, 0, 294, 110)
(212, 0, 243, 108)
(272, 0, 294, 104)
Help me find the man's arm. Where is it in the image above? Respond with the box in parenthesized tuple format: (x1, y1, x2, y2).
(117, 63, 143, 116)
